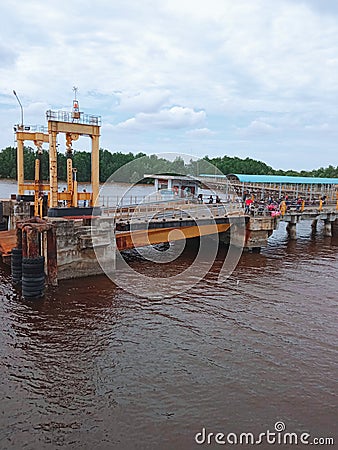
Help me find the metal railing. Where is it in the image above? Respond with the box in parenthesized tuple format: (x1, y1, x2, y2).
(99, 195, 150, 208)
(102, 200, 244, 223)
(46, 110, 101, 126)
(98, 193, 244, 208)
(14, 124, 48, 133)
(199, 175, 337, 194)
(247, 201, 338, 218)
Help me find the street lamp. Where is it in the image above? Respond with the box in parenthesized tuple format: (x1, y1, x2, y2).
(13, 90, 24, 129)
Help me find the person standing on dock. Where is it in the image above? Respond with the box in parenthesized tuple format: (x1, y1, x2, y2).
(61, 187, 66, 206)
(83, 189, 87, 207)
(280, 200, 287, 216)
(245, 197, 253, 214)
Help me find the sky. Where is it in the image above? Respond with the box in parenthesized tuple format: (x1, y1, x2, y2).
(1, 0, 338, 171)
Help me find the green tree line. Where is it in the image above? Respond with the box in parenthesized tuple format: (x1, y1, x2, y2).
(0, 146, 337, 182)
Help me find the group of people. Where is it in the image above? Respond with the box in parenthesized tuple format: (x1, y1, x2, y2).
(197, 194, 221, 204)
(242, 192, 329, 216)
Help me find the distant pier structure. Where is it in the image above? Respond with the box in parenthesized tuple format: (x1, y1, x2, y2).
(199, 173, 338, 240)
(199, 173, 338, 204)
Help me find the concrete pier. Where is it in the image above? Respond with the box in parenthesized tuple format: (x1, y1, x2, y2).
(1, 198, 338, 285)
(244, 216, 277, 251)
(332, 218, 338, 236)
(286, 221, 297, 240)
(50, 217, 115, 280)
(323, 219, 332, 237)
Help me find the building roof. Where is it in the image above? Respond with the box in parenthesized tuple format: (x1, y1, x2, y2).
(143, 174, 200, 182)
(199, 173, 338, 185)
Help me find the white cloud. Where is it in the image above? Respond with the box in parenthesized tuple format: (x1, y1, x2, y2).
(237, 120, 278, 137)
(114, 90, 170, 114)
(1, 0, 338, 169)
(186, 128, 216, 137)
(115, 106, 206, 131)
(304, 123, 330, 131)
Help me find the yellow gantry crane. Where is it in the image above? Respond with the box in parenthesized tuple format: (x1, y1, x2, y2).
(14, 89, 101, 216)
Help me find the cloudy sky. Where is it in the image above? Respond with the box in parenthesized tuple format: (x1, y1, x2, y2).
(1, 0, 338, 171)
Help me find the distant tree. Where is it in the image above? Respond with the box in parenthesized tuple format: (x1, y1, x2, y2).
(170, 156, 187, 174)
(0, 146, 337, 182)
(0, 147, 17, 178)
(73, 151, 91, 182)
(57, 152, 67, 180)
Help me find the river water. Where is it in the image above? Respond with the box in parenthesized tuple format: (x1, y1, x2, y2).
(0, 181, 337, 449)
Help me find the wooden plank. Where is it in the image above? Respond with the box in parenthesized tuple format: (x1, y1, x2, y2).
(0, 230, 17, 256)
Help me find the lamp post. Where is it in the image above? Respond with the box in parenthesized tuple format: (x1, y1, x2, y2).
(13, 90, 24, 129)
(13, 90, 25, 195)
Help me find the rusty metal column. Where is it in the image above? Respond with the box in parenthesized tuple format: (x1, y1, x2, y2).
(26, 228, 40, 258)
(67, 158, 73, 207)
(17, 138, 24, 195)
(72, 169, 78, 207)
(49, 126, 58, 208)
(34, 158, 40, 216)
(21, 229, 28, 257)
(67, 158, 73, 196)
(46, 227, 58, 286)
(91, 133, 99, 206)
(16, 227, 22, 249)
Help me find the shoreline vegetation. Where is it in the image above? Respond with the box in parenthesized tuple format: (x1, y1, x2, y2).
(0, 146, 337, 183)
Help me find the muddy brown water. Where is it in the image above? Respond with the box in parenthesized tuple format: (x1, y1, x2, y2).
(0, 220, 337, 449)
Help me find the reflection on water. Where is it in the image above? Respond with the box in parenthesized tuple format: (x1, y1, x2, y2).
(0, 221, 337, 449)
